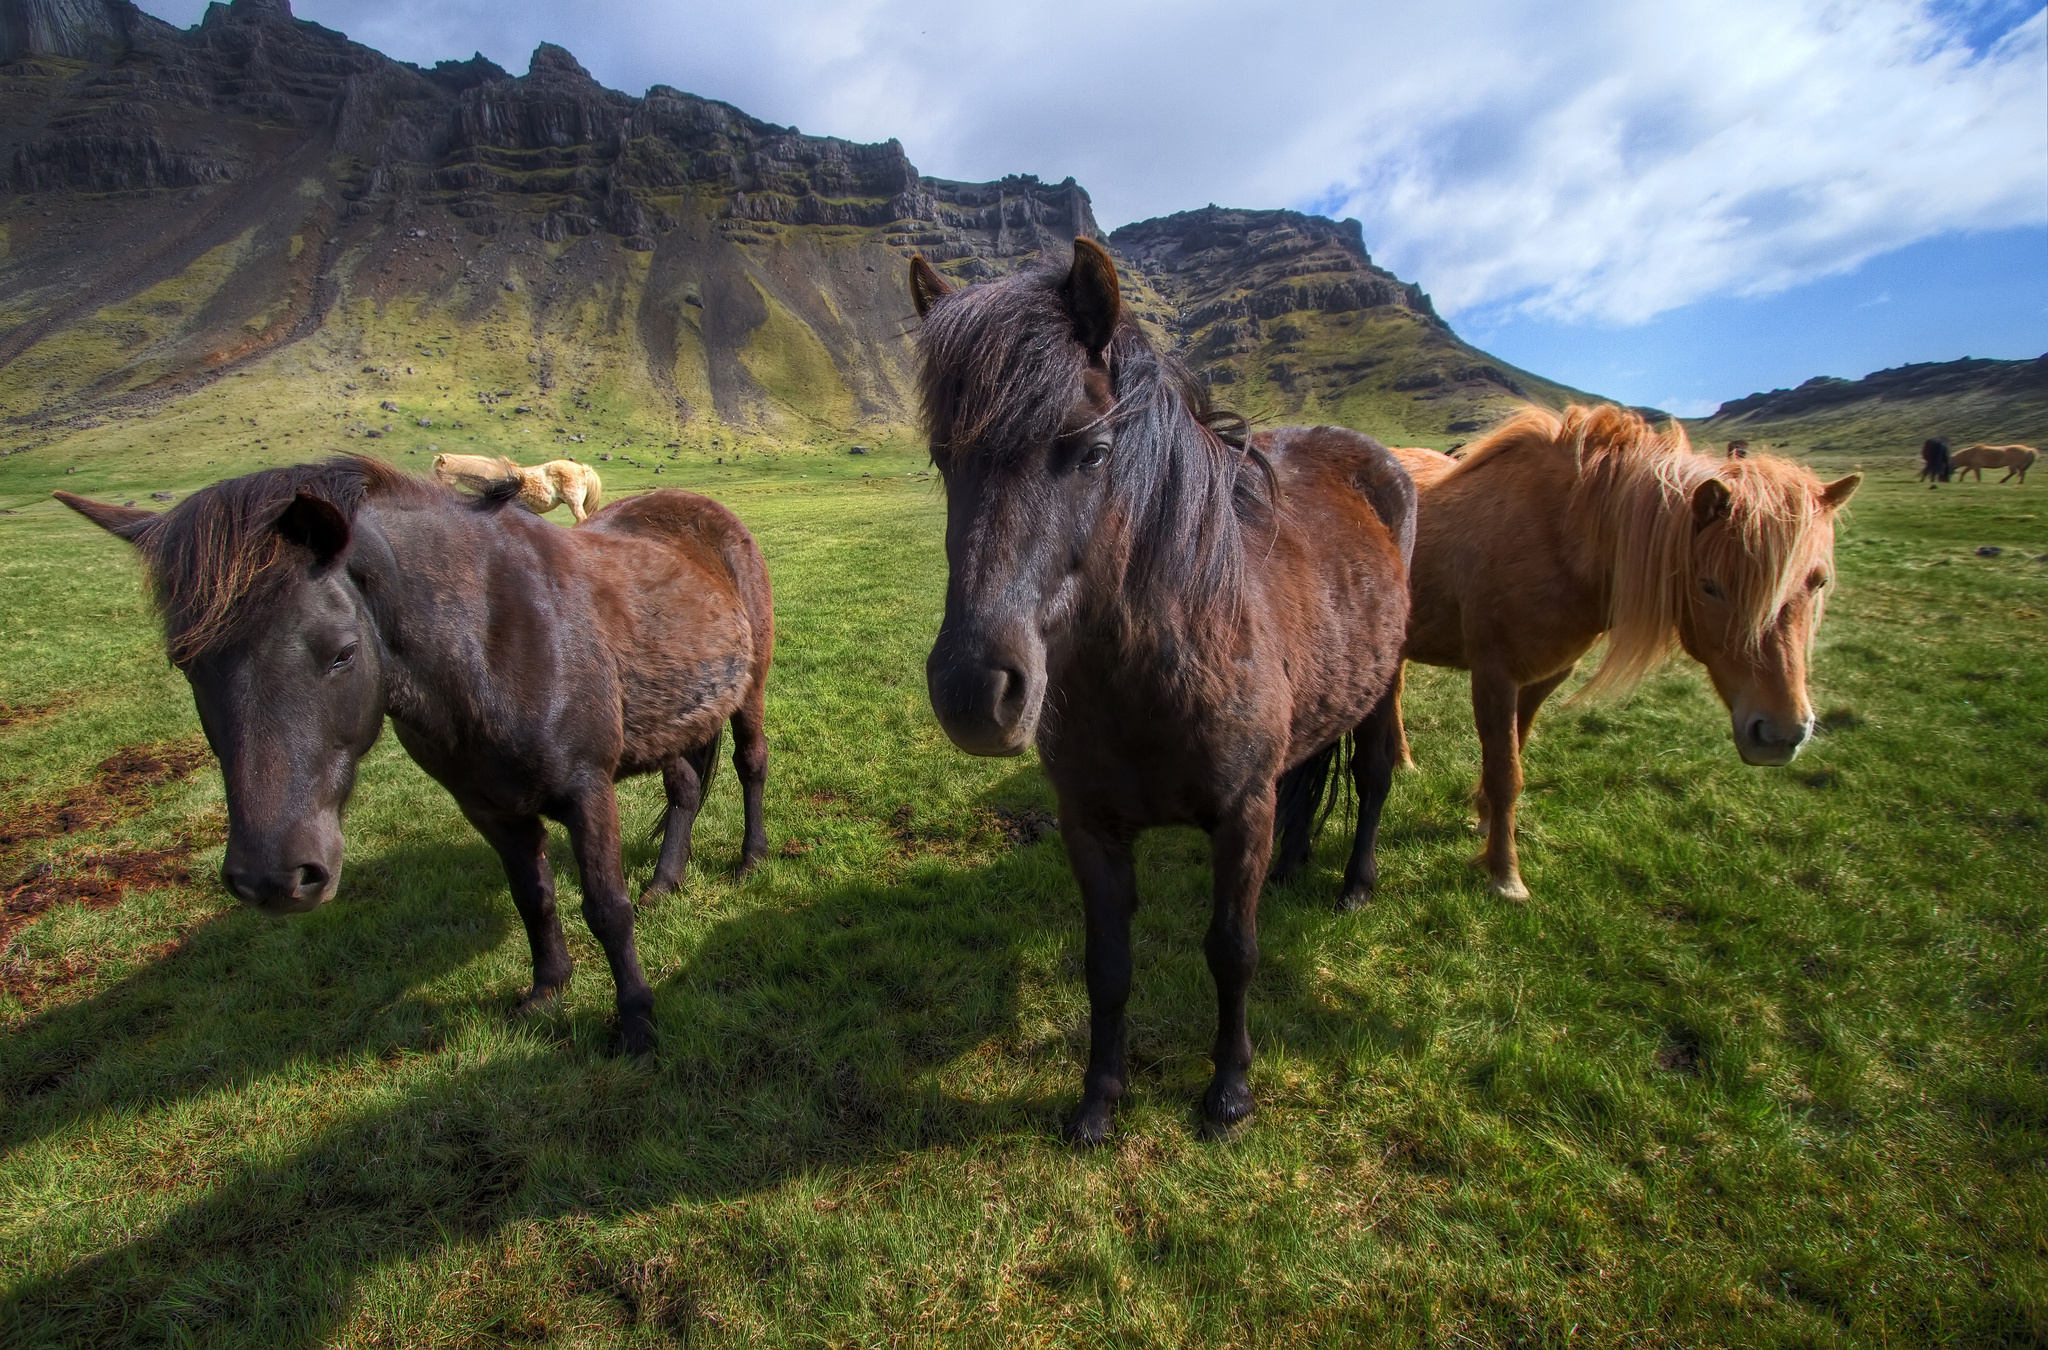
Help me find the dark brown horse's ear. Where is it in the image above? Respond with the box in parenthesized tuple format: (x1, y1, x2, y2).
(54, 491, 158, 544)
(1062, 237, 1120, 358)
(909, 255, 953, 317)
(276, 491, 350, 564)
(1819, 473, 1862, 511)
(1691, 477, 1732, 529)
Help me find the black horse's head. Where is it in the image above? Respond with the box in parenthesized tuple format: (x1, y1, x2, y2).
(911, 240, 1253, 758)
(59, 465, 390, 913)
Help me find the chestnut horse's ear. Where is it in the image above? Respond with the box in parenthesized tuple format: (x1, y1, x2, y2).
(1691, 477, 1732, 530)
(275, 491, 350, 564)
(1062, 237, 1120, 358)
(53, 491, 158, 544)
(1819, 473, 1862, 511)
(909, 255, 952, 318)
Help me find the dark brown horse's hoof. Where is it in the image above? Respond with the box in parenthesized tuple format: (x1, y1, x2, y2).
(513, 984, 566, 1018)
(619, 1020, 656, 1057)
(1336, 886, 1373, 912)
(1064, 1099, 1116, 1148)
(638, 877, 681, 905)
(1202, 1079, 1255, 1132)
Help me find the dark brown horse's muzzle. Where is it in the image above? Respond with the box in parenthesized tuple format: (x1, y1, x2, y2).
(927, 640, 1040, 757)
(221, 819, 343, 913)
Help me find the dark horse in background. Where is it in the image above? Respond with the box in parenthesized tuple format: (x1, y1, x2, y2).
(58, 459, 773, 1054)
(1920, 437, 1953, 485)
(911, 240, 1414, 1143)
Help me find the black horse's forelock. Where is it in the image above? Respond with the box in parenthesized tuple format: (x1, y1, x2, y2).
(916, 263, 1268, 627)
(136, 455, 439, 662)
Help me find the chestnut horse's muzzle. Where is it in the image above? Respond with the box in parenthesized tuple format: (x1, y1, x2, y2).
(1733, 709, 1812, 767)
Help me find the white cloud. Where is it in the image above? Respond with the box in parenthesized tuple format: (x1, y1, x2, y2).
(145, 0, 2047, 328)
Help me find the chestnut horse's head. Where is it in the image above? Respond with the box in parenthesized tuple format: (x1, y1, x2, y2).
(1567, 407, 1861, 766)
(57, 462, 394, 913)
(910, 241, 1251, 757)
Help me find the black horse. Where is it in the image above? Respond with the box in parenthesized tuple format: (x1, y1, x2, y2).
(1920, 437, 1953, 485)
(57, 458, 773, 1053)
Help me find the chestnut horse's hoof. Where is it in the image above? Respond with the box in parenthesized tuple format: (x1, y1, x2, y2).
(1489, 875, 1530, 902)
(1202, 1077, 1255, 1133)
(1064, 1098, 1116, 1148)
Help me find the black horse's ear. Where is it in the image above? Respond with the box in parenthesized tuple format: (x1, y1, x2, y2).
(53, 491, 159, 544)
(909, 255, 952, 317)
(1691, 477, 1733, 530)
(1062, 237, 1120, 358)
(276, 491, 350, 564)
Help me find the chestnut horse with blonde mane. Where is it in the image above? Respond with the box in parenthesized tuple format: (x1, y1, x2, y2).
(1951, 443, 2036, 484)
(1383, 405, 1860, 899)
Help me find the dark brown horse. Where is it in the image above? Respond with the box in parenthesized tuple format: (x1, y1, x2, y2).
(57, 458, 772, 1054)
(911, 241, 1413, 1143)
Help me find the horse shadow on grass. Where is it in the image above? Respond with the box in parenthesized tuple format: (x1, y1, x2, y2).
(0, 768, 1445, 1346)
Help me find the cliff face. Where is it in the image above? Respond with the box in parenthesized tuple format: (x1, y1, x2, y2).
(0, 0, 1567, 447)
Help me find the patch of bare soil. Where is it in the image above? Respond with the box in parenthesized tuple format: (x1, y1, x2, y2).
(0, 696, 69, 731)
(0, 739, 215, 960)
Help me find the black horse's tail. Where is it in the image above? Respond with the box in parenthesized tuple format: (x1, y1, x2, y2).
(649, 727, 724, 840)
(1272, 733, 1352, 884)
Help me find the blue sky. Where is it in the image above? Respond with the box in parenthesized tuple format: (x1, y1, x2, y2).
(151, 0, 2048, 412)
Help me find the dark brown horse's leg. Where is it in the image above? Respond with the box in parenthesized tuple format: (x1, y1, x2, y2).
(1516, 667, 1574, 749)
(1204, 790, 1274, 1130)
(730, 690, 770, 874)
(1062, 822, 1138, 1146)
(464, 808, 573, 1013)
(1339, 687, 1404, 911)
(643, 738, 719, 901)
(561, 787, 657, 1054)
(1472, 668, 1529, 901)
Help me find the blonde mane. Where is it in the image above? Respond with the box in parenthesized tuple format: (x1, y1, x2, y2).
(1447, 404, 1840, 699)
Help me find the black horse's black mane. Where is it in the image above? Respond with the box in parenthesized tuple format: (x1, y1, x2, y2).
(915, 264, 1271, 626)
(132, 455, 444, 662)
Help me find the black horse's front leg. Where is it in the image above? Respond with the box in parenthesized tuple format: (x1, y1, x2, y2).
(1340, 685, 1405, 910)
(1205, 789, 1274, 1129)
(562, 785, 656, 1055)
(1061, 820, 1138, 1147)
(462, 807, 573, 1013)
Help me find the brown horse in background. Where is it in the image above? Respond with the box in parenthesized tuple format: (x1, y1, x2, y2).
(433, 452, 605, 522)
(1385, 406, 1860, 899)
(1951, 443, 2036, 483)
(912, 241, 1414, 1143)
(58, 457, 770, 1054)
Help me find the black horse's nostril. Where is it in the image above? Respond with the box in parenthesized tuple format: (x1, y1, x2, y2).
(295, 862, 331, 897)
(990, 664, 1030, 726)
(220, 862, 256, 903)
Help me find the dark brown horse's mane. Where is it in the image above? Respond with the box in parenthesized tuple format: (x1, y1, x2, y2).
(915, 263, 1267, 624)
(130, 454, 443, 662)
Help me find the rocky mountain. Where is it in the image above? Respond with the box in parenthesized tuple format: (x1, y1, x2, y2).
(1692, 354, 2048, 454)
(0, 0, 1579, 456)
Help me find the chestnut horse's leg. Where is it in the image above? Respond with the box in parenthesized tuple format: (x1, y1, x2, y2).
(1062, 821, 1138, 1146)
(1339, 686, 1404, 911)
(730, 688, 770, 874)
(463, 808, 573, 1013)
(561, 787, 657, 1054)
(1471, 668, 1530, 901)
(643, 736, 721, 901)
(1517, 667, 1574, 749)
(1204, 788, 1275, 1130)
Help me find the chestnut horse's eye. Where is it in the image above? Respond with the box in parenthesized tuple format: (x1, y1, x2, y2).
(1700, 578, 1726, 601)
(1077, 438, 1111, 472)
(331, 642, 357, 672)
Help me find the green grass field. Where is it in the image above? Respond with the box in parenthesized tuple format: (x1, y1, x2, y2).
(1, 412, 2043, 1346)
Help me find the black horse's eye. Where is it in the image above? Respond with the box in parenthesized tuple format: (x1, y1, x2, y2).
(1077, 438, 1111, 472)
(330, 642, 358, 672)
(1700, 578, 1726, 601)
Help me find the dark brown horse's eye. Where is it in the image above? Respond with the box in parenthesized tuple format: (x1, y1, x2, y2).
(331, 642, 357, 672)
(1077, 440, 1111, 471)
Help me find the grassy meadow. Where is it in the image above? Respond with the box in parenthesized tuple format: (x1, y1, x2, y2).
(0, 387, 2044, 1346)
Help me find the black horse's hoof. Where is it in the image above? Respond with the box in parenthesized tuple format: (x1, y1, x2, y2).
(639, 876, 680, 905)
(1336, 883, 1374, 912)
(1202, 1078, 1255, 1132)
(513, 984, 566, 1018)
(618, 1011, 657, 1058)
(1064, 1098, 1116, 1148)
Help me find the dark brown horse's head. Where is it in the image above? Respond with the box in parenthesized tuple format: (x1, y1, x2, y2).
(911, 242, 1125, 756)
(58, 463, 394, 913)
(911, 241, 1253, 757)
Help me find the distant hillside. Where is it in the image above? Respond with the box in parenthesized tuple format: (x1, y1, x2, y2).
(1690, 355, 2048, 456)
(1112, 209, 1594, 445)
(0, 0, 1606, 459)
